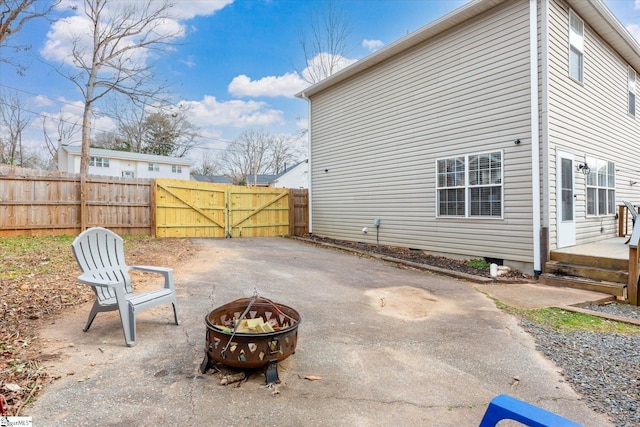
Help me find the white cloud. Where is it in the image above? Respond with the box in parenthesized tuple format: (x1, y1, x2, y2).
(228, 72, 308, 98)
(628, 24, 640, 43)
(32, 95, 54, 108)
(228, 52, 358, 100)
(41, 16, 182, 69)
(181, 56, 197, 68)
(41, 1, 207, 68)
(296, 117, 309, 130)
(362, 39, 384, 52)
(177, 95, 284, 128)
(56, 97, 85, 117)
(301, 52, 358, 83)
(635, 0, 640, 10)
(166, 0, 234, 19)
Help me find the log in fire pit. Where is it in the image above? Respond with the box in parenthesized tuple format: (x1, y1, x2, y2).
(200, 295, 301, 383)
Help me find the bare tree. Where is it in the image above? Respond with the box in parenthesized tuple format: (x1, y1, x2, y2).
(41, 110, 81, 161)
(102, 98, 201, 157)
(265, 133, 304, 174)
(0, 0, 60, 75)
(297, 1, 352, 84)
(60, 0, 182, 174)
(192, 151, 222, 176)
(106, 97, 148, 153)
(221, 129, 302, 185)
(0, 91, 30, 165)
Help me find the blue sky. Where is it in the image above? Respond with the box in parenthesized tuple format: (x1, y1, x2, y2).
(0, 0, 639, 167)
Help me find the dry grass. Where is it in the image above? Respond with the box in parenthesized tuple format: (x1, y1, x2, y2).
(0, 234, 193, 415)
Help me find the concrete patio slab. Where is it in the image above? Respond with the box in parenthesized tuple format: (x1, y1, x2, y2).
(25, 237, 612, 426)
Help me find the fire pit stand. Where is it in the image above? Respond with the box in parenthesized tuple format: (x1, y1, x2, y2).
(200, 295, 300, 384)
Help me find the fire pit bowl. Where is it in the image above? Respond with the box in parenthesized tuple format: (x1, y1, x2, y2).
(200, 296, 300, 383)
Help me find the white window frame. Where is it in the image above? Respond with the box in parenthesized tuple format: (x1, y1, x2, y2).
(629, 67, 636, 117)
(586, 157, 615, 216)
(569, 10, 584, 83)
(121, 171, 134, 178)
(90, 156, 109, 168)
(171, 165, 182, 173)
(436, 150, 503, 218)
(148, 162, 159, 172)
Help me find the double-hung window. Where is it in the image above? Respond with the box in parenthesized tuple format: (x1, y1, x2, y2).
(569, 10, 584, 83)
(172, 165, 182, 173)
(586, 158, 615, 216)
(148, 162, 159, 172)
(629, 67, 636, 117)
(90, 157, 109, 168)
(437, 151, 503, 218)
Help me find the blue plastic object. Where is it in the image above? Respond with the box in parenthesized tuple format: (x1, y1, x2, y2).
(478, 394, 583, 427)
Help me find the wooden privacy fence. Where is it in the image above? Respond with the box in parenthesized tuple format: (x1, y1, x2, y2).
(0, 165, 152, 236)
(155, 179, 301, 238)
(0, 166, 308, 238)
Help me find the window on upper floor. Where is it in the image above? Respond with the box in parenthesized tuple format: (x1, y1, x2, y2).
(436, 151, 503, 218)
(90, 157, 109, 168)
(569, 10, 584, 83)
(586, 158, 615, 216)
(148, 162, 159, 172)
(629, 67, 636, 117)
(171, 165, 182, 173)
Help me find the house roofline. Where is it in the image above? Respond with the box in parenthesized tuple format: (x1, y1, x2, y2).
(59, 144, 192, 166)
(295, 0, 640, 99)
(296, 0, 508, 99)
(566, 0, 640, 72)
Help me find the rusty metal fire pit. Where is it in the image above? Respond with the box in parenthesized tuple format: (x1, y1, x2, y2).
(200, 295, 301, 383)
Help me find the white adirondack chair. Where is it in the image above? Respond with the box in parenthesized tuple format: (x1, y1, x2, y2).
(71, 227, 180, 346)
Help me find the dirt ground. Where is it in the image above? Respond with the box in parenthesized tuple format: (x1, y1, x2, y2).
(0, 235, 194, 416)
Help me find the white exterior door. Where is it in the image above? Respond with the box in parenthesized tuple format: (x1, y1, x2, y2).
(557, 150, 576, 248)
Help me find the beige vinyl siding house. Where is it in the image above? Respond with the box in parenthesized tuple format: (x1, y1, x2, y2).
(297, 0, 640, 275)
(546, 0, 640, 248)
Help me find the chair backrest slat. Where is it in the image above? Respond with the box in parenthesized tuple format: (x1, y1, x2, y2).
(624, 201, 638, 220)
(72, 227, 133, 302)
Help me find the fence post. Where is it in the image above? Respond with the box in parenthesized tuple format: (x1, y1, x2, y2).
(619, 205, 625, 237)
(150, 179, 156, 237)
(288, 189, 295, 236)
(629, 246, 639, 306)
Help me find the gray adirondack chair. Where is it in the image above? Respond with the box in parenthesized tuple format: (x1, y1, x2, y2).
(624, 201, 638, 244)
(71, 227, 180, 346)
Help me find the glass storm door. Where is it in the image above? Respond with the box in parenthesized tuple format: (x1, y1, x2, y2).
(557, 150, 576, 248)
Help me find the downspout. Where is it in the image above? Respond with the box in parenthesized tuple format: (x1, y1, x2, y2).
(301, 92, 313, 234)
(530, 0, 542, 277)
(541, 0, 550, 265)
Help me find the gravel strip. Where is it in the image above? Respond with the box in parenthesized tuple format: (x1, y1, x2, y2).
(583, 302, 640, 322)
(520, 313, 640, 427)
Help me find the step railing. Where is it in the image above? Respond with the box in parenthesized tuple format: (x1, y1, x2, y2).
(628, 217, 640, 305)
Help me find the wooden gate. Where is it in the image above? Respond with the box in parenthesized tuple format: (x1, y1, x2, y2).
(155, 179, 290, 238)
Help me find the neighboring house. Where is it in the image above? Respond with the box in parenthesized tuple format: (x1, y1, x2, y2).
(191, 173, 276, 186)
(297, 0, 640, 275)
(269, 160, 309, 188)
(57, 144, 191, 180)
(245, 174, 279, 187)
(191, 174, 233, 184)
(192, 161, 309, 188)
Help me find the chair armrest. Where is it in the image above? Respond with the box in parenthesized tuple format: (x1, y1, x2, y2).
(129, 266, 175, 291)
(130, 266, 173, 274)
(77, 274, 124, 289)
